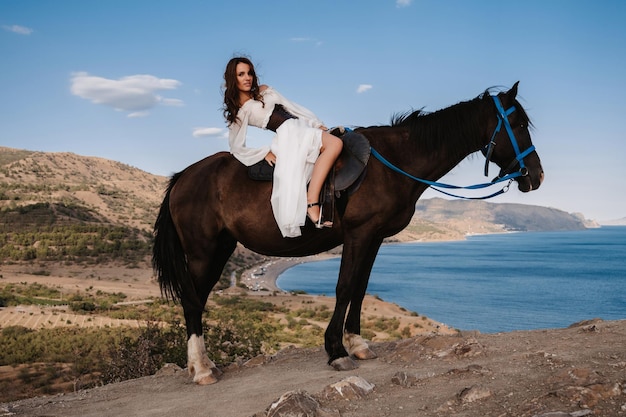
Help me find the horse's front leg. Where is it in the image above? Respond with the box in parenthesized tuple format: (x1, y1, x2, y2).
(325, 236, 382, 370)
(325, 286, 353, 370)
(343, 238, 382, 361)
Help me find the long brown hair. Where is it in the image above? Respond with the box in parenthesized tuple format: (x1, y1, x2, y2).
(222, 57, 264, 125)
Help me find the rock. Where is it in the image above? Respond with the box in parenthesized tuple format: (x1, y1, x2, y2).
(0, 405, 16, 416)
(435, 337, 483, 358)
(580, 324, 598, 332)
(154, 363, 183, 377)
(559, 382, 622, 409)
(265, 390, 339, 417)
(319, 376, 375, 401)
(458, 385, 492, 404)
(391, 371, 423, 387)
(547, 366, 622, 408)
(532, 411, 592, 417)
(567, 318, 603, 328)
(243, 354, 268, 368)
(446, 364, 491, 376)
(570, 411, 594, 417)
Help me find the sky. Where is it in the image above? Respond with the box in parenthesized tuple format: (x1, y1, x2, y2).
(1, 0, 625, 221)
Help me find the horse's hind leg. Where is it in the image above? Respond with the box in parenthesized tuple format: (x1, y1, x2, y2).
(183, 233, 237, 385)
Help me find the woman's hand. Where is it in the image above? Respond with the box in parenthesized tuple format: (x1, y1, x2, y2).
(265, 151, 277, 166)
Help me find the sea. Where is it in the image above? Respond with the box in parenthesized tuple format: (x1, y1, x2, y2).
(276, 226, 626, 333)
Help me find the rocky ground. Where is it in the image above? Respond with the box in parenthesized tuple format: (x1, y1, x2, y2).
(2, 318, 624, 417)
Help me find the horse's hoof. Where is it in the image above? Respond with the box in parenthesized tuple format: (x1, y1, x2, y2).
(191, 366, 221, 385)
(330, 356, 358, 371)
(353, 347, 378, 360)
(194, 372, 219, 385)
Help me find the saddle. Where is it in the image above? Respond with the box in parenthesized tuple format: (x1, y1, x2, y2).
(248, 128, 371, 221)
(324, 127, 370, 194)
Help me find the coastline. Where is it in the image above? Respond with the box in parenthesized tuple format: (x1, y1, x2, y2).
(238, 235, 469, 294)
(237, 251, 460, 338)
(239, 253, 338, 293)
(237, 234, 469, 294)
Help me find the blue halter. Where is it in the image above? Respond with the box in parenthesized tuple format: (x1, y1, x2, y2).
(484, 95, 535, 181)
(370, 95, 535, 200)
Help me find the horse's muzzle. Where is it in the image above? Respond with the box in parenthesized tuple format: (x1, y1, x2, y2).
(517, 168, 544, 192)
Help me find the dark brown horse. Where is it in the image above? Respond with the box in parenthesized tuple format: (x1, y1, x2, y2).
(153, 82, 544, 384)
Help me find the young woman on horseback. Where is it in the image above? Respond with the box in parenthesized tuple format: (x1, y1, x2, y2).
(223, 57, 343, 237)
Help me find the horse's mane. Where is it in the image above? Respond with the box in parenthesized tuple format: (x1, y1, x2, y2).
(389, 91, 490, 160)
(386, 88, 532, 161)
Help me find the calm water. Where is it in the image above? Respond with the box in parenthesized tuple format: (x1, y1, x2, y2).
(277, 227, 626, 333)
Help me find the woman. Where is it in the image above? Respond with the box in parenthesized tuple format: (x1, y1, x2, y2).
(223, 57, 343, 238)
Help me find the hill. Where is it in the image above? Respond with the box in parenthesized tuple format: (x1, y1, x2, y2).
(410, 197, 596, 240)
(1, 146, 595, 246)
(0, 146, 166, 232)
(0, 145, 596, 272)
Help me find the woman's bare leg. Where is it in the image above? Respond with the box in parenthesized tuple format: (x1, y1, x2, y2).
(307, 131, 343, 224)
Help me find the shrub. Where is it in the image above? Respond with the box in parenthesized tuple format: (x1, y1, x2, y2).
(69, 301, 96, 312)
(102, 320, 186, 384)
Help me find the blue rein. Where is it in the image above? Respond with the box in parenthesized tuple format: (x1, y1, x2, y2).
(370, 95, 535, 200)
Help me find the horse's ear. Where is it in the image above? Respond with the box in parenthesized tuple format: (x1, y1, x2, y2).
(507, 81, 520, 99)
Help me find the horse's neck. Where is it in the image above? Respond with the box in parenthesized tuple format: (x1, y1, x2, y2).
(409, 111, 488, 191)
(426, 101, 489, 173)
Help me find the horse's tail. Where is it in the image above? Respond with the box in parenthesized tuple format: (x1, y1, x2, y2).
(152, 172, 201, 308)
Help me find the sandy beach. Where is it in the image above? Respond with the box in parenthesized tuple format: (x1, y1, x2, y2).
(238, 254, 338, 293)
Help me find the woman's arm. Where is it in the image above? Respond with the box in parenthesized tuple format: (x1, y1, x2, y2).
(228, 110, 271, 166)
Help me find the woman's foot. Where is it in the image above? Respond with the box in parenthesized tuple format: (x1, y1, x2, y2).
(307, 202, 332, 228)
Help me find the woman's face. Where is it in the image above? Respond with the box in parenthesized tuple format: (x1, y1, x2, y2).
(235, 62, 253, 93)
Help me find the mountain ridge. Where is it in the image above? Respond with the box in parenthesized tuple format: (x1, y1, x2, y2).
(0, 146, 167, 233)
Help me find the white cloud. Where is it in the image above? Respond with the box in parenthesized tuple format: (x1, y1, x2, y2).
(2, 24, 33, 35)
(192, 127, 225, 138)
(128, 111, 149, 118)
(396, 0, 412, 7)
(70, 72, 183, 116)
(357, 84, 373, 94)
(160, 98, 184, 107)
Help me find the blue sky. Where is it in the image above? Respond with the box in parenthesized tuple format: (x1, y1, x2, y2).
(1, 0, 625, 221)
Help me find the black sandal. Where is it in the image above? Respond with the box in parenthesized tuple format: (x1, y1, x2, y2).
(307, 202, 332, 229)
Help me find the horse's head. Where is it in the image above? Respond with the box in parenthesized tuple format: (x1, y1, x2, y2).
(483, 82, 544, 192)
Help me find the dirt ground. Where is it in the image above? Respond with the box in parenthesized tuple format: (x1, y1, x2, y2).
(1, 263, 625, 416)
(1, 318, 624, 417)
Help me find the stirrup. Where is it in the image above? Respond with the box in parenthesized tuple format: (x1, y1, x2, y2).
(307, 202, 332, 229)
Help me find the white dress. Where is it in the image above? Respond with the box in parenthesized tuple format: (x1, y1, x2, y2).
(228, 87, 324, 238)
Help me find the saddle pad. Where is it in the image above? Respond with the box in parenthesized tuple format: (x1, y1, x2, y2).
(248, 159, 274, 181)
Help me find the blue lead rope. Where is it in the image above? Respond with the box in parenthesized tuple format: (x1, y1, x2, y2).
(370, 147, 520, 200)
